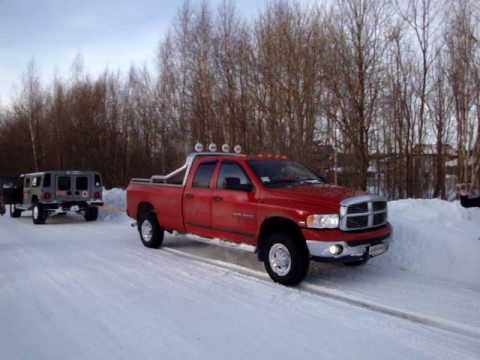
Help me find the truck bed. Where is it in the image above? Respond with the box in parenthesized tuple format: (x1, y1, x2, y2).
(127, 181, 186, 233)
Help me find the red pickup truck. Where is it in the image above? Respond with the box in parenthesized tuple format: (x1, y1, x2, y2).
(127, 150, 392, 285)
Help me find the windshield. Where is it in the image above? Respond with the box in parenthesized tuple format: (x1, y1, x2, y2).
(248, 160, 324, 187)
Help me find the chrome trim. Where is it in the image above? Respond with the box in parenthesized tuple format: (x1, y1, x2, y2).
(306, 237, 390, 259)
(339, 194, 388, 232)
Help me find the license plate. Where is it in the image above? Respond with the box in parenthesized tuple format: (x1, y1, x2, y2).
(369, 244, 386, 257)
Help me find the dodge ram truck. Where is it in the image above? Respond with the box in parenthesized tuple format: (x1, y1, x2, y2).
(126, 147, 392, 285)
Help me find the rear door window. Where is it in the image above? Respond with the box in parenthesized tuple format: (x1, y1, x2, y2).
(58, 176, 71, 191)
(192, 162, 217, 189)
(76, 177, 89, 191)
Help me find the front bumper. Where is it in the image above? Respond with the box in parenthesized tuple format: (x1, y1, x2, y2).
(305, 224, 392, 262)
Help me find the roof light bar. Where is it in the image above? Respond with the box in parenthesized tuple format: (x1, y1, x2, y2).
(222, 144, 230, 153)
(233, 145, 242, 154)
(208, 143, 217, 152)
(194, 143, 204, 152)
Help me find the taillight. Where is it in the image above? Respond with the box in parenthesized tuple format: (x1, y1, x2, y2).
(43, 192, 51, 200)
(94, 192, 102, 200)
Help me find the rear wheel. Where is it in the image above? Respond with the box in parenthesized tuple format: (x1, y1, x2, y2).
(32, 203, 46, 225)
(84, 207, 98, 222)
(138, 212, 164, 249)
(10, 204, 22, 218)
(263, 232, 309, 286)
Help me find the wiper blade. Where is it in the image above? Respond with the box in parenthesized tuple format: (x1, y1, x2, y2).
(266, 179, 298, 186)
(298, 179, 323, 184)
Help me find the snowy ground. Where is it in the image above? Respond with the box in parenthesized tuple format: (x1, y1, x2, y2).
(1, 191, 479, 359)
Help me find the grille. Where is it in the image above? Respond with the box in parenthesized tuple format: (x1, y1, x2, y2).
(373, 202, 386, 211)
(347, 216, 369, 229)
(340, 197, 387, 231)
(373, 213, 386, 225)
(347, 203, 368, 214)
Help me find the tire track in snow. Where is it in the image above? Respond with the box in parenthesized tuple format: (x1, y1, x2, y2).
(161, 247, 480, 341)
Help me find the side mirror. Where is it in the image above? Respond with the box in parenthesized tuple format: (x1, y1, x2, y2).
(224, 177, 253, 192)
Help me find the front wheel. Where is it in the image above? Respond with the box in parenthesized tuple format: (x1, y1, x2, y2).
(32, 204, 46, 225)
(138, 212, 164, 249)
(10, 204, 22, 218)
(264, 232, 309, 286)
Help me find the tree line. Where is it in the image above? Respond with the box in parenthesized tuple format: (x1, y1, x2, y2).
(0, 0, 479, 198)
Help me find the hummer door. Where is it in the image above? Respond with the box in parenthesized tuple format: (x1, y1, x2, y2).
(74, 175, 91, 200)
(55, 175, 73, 201)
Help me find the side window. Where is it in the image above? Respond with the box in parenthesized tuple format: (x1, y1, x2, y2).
(58, 176, 71, 191)
(25, 177, 31, 188)
(76, 177, 89, 191)
(43, 174, 51, 188)
(217, 162, 252, 189)
(94, 174, 102, 187)
(192, 162, 217, 189)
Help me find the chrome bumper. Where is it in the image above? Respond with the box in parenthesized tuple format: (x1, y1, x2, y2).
(306, 236, 390, 261)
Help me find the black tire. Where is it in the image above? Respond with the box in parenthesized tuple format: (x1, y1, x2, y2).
(10, 204, 22, 218)
(263, 232, 309, 286)
(84, 207, 99, 222)
(32, 203, 47, 225)
(138, 212, 164, 249)
(343, 257, 369, 267)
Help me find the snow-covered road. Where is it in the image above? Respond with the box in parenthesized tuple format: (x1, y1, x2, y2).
(1, 213, 479, 360)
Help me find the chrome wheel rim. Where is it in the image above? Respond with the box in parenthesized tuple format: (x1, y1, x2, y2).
(141, 220, 153, 242)
(33, 206, 39, 220)
(268, 243, 292, 276)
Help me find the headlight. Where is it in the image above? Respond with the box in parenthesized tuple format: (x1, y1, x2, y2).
(306, 214, 339, 229)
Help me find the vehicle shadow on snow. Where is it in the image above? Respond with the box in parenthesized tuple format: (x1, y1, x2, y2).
(13, 212, 92, 226)
(163, 234, 386, 286)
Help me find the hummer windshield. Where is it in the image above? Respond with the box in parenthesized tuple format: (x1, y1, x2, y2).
(248, 159, 324, 187)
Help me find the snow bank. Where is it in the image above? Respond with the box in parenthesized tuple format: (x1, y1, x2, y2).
(99, 188, 130, 223)
(377, 199, 480, 287)
(100, 188, 480, 287)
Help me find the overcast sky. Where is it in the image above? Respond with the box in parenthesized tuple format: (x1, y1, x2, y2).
(0, 0, 279, 107)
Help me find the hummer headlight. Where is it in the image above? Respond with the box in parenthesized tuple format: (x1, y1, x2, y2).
(306, 214, 339, 229)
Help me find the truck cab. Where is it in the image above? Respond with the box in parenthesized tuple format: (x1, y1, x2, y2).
(127, 147, 392, 286)
(3, 171, 104, 224)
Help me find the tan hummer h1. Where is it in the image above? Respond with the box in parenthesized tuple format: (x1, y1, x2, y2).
(2, 171, 104, 224)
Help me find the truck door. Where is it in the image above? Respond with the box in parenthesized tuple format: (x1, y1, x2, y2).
(183, 160, 217, 233)
(211, 161, 257, 243)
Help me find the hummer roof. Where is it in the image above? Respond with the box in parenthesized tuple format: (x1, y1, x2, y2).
(21, 170, 100, 177)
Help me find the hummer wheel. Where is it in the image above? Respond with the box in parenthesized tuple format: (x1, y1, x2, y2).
(84, 207, 98, 222)
(10, 204, 22, 218)
(32, 204, 46, 225)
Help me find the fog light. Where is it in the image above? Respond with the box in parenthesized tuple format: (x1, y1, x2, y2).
(328, 244, 343, 256)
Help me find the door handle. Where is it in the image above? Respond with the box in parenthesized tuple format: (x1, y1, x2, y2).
(213, 196, 223, 202)
(185, 193, 194, 200)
